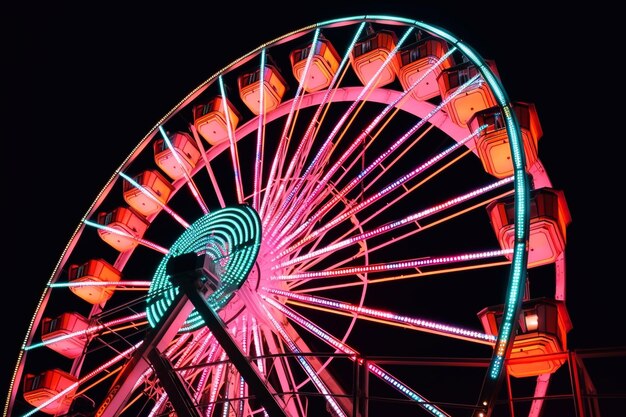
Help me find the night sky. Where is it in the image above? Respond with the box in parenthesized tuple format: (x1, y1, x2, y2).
(5, 1, 624, 415)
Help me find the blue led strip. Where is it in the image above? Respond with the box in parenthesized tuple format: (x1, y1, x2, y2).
(146, 205, 262, 332)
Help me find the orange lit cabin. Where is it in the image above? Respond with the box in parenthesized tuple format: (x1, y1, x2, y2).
(290, 36, 341, 93)
(398, 36, 454, 101)
(68, 258, 121, 304)
(23, 368, 78, 415)
(123, 169, 174, 216)
(193, 96, 241, 146)
(96, 206, 149, 252)
(437, 60, 499, 128)
(468, 102, 542, 179)
(153, 131, 201, 180)
(238, 59, 288, 115)
(41, 312, 89, 358)
(478, 298, 572, 378)
(487, 187, 571, 268)
(350, 29, 401, 88)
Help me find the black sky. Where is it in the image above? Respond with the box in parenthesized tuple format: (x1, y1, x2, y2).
(5, 0, 625, 413)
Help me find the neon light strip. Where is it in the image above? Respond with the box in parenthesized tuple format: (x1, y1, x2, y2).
(267, 26, 415, 243)
(281, 119, 479, 253)
(194, 340, 220, 403)
(50, 280, 151, 288)
(205, 351, 228, 417)
(25, 312, 147, 351)
(262, 23, 366, 235)
(251, 316, 265, 374)
(273, 248, 513, 280)
(219, 76, 244, 204)
(275, 73, 482, 250)
(367, 362, 449, 417)
(187, 329, 212, 369)
(119, 172, 190, 228)
(276, 174, 511, 267)
(262, 296, 450, 417)
(189, 124, 226, 208)
(262, 288, 495, 343)
(260, 303, 347, 417)
(238, 315, 248, 417)
(269, 47, 456, 245)
(147, 390, 168, 417)
(158, 125, 209, 214)
(274, 127, 494, 262)
(261, 29, 321, 227)
(83, 219, 170, 254)
(253, 50, 267, 211)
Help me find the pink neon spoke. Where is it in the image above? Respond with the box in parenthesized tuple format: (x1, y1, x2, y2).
(263, 288, 495, 344)
(260, 303, 347, 417)
(251, 316, 266, 375)
(274, 175, 513, 268)
(252, 51, 268, 212)
(83, 220, 171, 254)
(205, 351, 228, 416)
(262, 296, 451, 417)
(262, 30, 321, 226)
(273, 248, 513, 281)
(528, 373, 552, 417)
(158, 125, 210, 215)
(194, 341, 222, 403)
(147, 392, 169, 417)
(260, 49, 311, 220)
(219, 76, 245, 204)
(263, 24, 367, 233)
(274, 74, 483, 252)
(30, 312, 147, 350)
(190, 124, 226, 208)
(265, 27, 415, 244)
(119, 172, 191, 228)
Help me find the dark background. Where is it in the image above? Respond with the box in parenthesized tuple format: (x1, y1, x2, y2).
(5, 0, 624, 413)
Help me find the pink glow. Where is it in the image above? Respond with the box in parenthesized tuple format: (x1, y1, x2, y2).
(272, 73, 482, 250)
(273, 248, 513, 280)
(274, 163, 512, 265)
(263, 288, 495, 344)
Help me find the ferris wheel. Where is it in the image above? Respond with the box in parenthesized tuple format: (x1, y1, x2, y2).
(5, 15, 575, 417)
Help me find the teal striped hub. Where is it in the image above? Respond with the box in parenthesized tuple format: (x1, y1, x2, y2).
(147, 205, 262, 332)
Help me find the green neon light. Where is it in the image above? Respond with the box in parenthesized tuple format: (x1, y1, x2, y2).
(146, 205, 261, 332)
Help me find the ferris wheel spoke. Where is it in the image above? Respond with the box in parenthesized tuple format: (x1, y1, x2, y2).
(82, 219, 170, 255)
(265, 28, 414, 244)
(274, 77, 485, 252)
(189, 124, 227, 209)
(263, 288, 495, 345)
(216, 76, 245, 205)
(254, 325, 307, 417)
(262, 295, 453, 417)
(158, 125, 210, 214)
(119, 171, 192, 228)
(259, 302, 350, 417)
(272, 248, 512, 283)
(275, 171, 513, 272)
(261, 30, 324, 223)
(260, 23, 367, 225)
